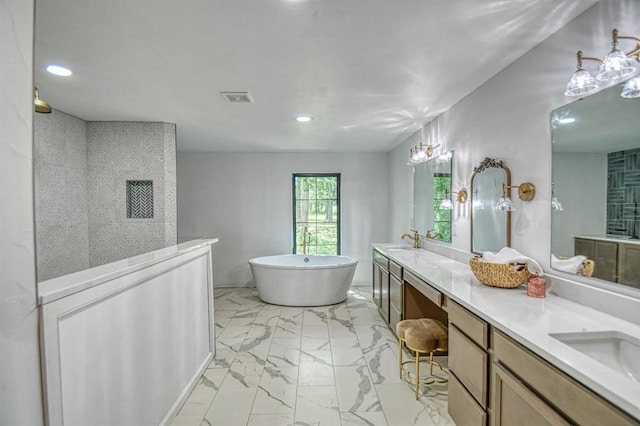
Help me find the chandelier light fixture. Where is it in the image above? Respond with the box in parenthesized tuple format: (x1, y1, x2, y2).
(565, 29, 640, 98)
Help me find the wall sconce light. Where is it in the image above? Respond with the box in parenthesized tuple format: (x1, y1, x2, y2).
(439, 188, 468, 210)
(495, 182, 536, 212)
(34, 87, 52, 114)
(565, 29, 640, 98)
(406, 143, 441, 166)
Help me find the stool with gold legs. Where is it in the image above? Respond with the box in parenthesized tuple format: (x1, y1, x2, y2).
(396, 318, 448, 399)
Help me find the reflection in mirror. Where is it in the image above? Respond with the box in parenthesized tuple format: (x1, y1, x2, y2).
(413, 151, 453, 243)
(551, 77, 640, 288)
(471, 158, 511, 253)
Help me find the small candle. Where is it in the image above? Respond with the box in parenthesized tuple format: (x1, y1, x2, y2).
(527, 275, 546, 298)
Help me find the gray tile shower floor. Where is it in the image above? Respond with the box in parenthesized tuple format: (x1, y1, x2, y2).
(171, 287, 454, 426)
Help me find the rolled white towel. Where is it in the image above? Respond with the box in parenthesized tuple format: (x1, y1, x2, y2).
(551, 254, 587, 274)
(481, 247, 544, 276)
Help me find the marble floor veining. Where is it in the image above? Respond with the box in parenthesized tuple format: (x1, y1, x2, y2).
(171, 287, 454, 426)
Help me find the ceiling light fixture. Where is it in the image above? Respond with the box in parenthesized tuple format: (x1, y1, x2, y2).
(45, 64, 72, 77)
(295, 115, 313, 123)
(34, 87, 52, 114)
(565, 29, 640, 98)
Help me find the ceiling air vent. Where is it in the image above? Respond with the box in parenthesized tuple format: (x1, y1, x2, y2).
(220, 92, 253, 103)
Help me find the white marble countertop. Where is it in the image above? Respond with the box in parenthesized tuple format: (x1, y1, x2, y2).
(373, 243, 640, 420)
(38, 238, 219, 305)
(575, 234, 640, 246)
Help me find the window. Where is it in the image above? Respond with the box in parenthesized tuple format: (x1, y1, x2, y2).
(292, 174, 340, 255)
(433, 173, 452, 242)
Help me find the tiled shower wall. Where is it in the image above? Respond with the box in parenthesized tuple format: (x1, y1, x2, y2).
(34, 113, 177, 280)
(34, 110, 90, 280)
(87, 122, 177, 266)
(607, 147, 640, 238)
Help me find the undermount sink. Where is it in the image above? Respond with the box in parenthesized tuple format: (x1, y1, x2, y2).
(384, 245, 417, 251)
(550, 331, 640, 383)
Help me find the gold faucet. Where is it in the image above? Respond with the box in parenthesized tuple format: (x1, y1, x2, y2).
(401, 229, 420, 249)
(301, 226, 311, 255)
(426, 229, 443, 240)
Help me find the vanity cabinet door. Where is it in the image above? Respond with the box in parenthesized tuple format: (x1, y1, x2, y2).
(619, 243, 640, 286)
(389, 273, 402, 331)
(491, 363, 569, 426)
(380, 267, 390, 323)
(372, 262, 382, 309)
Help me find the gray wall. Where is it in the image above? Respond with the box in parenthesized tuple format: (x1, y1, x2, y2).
(0, 0, 44, 423)
(87, 122, 177, 266)
(552, 153, 607, 256)
(34, 115, 178, 280)
(389, 0, 640, 269)
(35, 110, 90, 279)
(177, 152, 389, 286)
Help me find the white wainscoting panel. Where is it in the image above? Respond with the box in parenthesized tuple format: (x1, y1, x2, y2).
(40, 242, 216, 425)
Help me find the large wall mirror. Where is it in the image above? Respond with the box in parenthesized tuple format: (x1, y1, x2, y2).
(414, 151, 453, 243)
(551, 77, 640, 289)
(470, 158, 511, 253)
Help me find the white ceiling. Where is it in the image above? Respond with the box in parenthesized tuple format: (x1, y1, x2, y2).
(34, 0, 596, 152)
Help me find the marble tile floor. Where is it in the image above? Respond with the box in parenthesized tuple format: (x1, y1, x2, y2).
(171, 287, 454, 426)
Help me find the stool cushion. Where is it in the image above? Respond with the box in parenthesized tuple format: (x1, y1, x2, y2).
(396, 319, 420, 339)
(404, 318, 448, 352)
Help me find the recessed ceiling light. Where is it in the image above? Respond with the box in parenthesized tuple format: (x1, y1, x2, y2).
(45, 64, 72, 77)
(296, 115, 313, 123)
(557, 117, 575, 124)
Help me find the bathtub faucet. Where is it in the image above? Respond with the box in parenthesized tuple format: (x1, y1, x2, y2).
(401, 229, 420, 249)
(302, 226, 312, 254)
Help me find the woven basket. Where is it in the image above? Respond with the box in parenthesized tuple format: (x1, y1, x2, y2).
(469, 256, 530, 288)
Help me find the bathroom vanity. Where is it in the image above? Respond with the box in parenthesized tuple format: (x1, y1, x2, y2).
(372, 244, 640, 425)
(38, 239, 218, 426)
(574, 235, 640, 286)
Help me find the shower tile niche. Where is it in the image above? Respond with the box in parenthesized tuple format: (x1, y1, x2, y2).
(126, 180, 154, 219)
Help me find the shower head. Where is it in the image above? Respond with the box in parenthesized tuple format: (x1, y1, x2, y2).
(34, 87, 52, 113)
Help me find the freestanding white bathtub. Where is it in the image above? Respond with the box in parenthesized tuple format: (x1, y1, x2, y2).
(248, 254, 358, 306)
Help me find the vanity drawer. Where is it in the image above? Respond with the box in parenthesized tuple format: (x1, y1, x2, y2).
(389, 260, 402, 279)
(449, 300, 488, 349)
(448, 372, 486, 426)
(492, 329, 637, 426)
(449, 324, 488, 408)
(389, 273, 402, 310)
(373, 250, 389, 270)
(403, 270, 442, 307)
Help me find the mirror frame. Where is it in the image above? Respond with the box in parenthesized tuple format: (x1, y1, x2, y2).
(470, 157, 511, 254)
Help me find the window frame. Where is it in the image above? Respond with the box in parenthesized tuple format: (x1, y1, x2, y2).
(292, 173, 341, 255)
